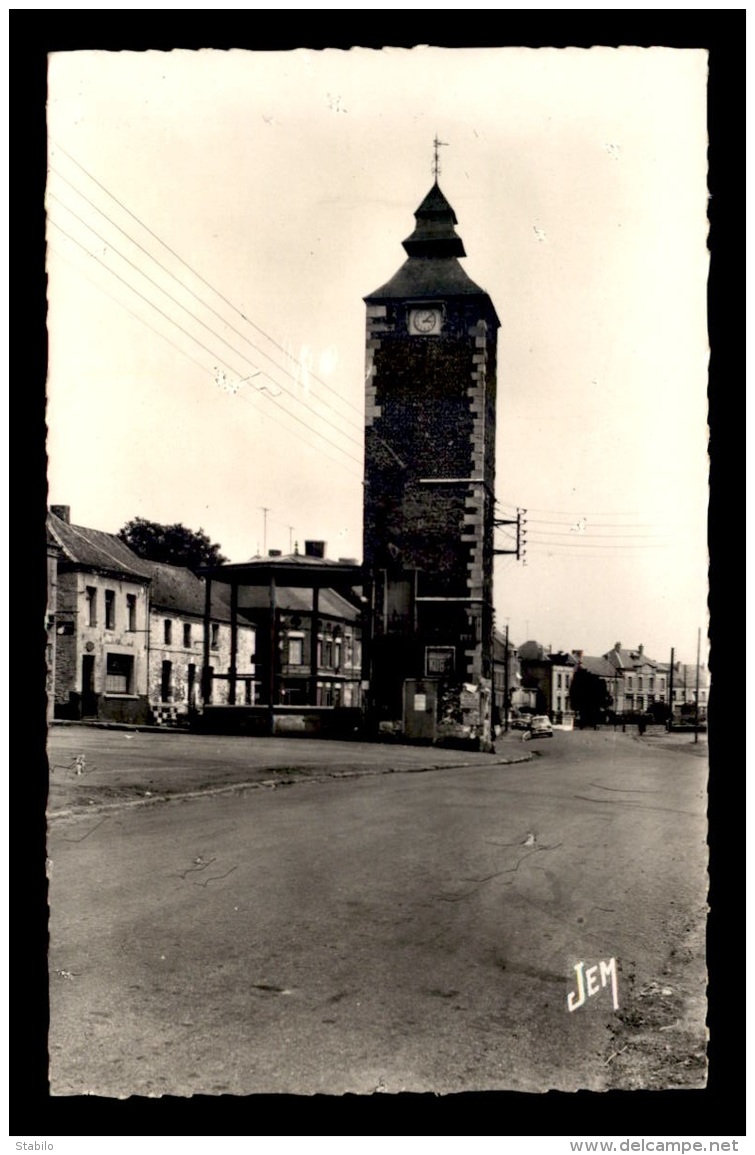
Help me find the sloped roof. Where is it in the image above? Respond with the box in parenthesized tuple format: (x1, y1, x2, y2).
(518, 640, 548, 662)
(580, 655, 616, 678)
(364, 182, 499, 324)
(244, 552, 354, 568)
(47, 512, 152, 581)
(605, 646, 661, 671)
(365, 256, 488, 302)
(143, 560, 235, 622)
(239, 585, 361, 622)
(400, 181, 466, 259)
(550, 651, 577, 668)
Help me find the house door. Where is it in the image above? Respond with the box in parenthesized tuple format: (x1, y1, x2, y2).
(81, 655, 97, 717)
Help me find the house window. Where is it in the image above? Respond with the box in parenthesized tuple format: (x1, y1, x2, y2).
(105, 590, 115, 630)
(626, 693, 634, 708)
(649, 676, 654, 692)
(425, 647, 455, 675)
(86, 586, 97, 627)
(638, 676, 643, 691)
(211, 623, 219, 650)
(556, 695, 562, 711)
(164, 619, 172, 645)
(161, 660, 172, 701)
(126, 594, 137, 632)
(288, 637, 303, 666)
(317, 682, 333, 707)
(626, 676, 633, 690)
(659, 677, 666, 692)
(557, 673, 562, 689)
(322, 639, 333, 668)
(183, 623, 192, 649)
(106, 653, 133, 694)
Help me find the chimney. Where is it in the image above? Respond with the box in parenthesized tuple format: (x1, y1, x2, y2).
(572, 649, 583, 662)
(268, 549, 282, 557)
(51, 505, 71, 524)
(638, 643, 644, 656)
(304, 540, 326, 558)
(614, 642, 622, 653)
(338, 557, 358, 565)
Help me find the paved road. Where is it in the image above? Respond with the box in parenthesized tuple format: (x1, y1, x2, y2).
(47, 726, 533, 813)
(48, 729, 708, 1096)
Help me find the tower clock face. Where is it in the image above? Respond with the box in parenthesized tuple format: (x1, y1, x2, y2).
(409, 307, 442, 335)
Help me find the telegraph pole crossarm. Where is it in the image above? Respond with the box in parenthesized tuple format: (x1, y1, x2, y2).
(493, 508, 526, 560)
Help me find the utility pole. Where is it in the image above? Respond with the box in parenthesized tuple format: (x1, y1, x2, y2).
(259, 507, 270, 556)
(503, 621, 510, 733)
(694, 627, 701, 744)
(668, 647, 674, 731)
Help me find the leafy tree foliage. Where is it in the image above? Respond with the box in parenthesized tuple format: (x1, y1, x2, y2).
(117, 518, 227, 572)
(569, 667, 612, 727)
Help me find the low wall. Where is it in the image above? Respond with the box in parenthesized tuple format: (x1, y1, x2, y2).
(193, 706, 364, 739)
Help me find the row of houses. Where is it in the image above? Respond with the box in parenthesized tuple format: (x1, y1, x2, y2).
(46, 507, 364, 730)
(46, 505, 708, 735)
(492, 636, 709, 724)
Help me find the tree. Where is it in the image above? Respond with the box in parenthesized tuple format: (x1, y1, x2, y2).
(117, 518, 228, 572)
(569, 667, 612, 727)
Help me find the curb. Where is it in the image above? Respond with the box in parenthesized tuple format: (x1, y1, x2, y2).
(47, 751, 535, 821)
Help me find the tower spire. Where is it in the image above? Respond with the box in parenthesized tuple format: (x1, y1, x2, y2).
(432, 134, 449, 181)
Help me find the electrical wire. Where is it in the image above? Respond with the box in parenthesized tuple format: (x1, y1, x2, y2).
(49, 140, 364, 423)
(47, 191, 365, 466)
(47, 210, 364, 471)
(49, 162, 366, 439)
(47, 219, 364, 479)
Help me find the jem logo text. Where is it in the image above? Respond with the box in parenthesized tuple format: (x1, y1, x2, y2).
(567, 957, 619, 1012)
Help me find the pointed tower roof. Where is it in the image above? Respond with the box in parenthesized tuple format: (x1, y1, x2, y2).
(365, 180, 499, 325)
(401, 182, 466, 259)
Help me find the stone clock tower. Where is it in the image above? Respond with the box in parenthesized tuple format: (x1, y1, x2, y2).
(363, 174, 500, 747)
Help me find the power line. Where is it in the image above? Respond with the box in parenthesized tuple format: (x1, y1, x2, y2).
(528, 530, 666, 540)
(49, 140, 364, 423)
(47, 191, 365, 467)
(47, 207, 364, 471)
(49, 162, 366, 440)
(527, 540, 669, 550)
(48, 219, 363, 479)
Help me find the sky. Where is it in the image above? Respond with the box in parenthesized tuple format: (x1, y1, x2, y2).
(45, 46, 710, 666)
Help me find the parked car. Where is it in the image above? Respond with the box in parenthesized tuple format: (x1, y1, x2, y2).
(523, 715, 553, 740)
(510, 710, 534, 731)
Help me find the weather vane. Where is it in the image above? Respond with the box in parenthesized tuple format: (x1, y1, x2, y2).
(432, 134, 449, 181)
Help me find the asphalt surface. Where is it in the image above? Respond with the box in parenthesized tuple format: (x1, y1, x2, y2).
(47, 728, 708, 1096)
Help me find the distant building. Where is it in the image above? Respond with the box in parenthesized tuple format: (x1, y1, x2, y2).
(47, 506, 152, 724)
(143, 560, 256, 725)
(603, 643, 668, 714)
(198, 542, 365, 737)
(669, 661, 709, 717)
(516, 641, 577, 719)
(47, 507, 256, 727)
